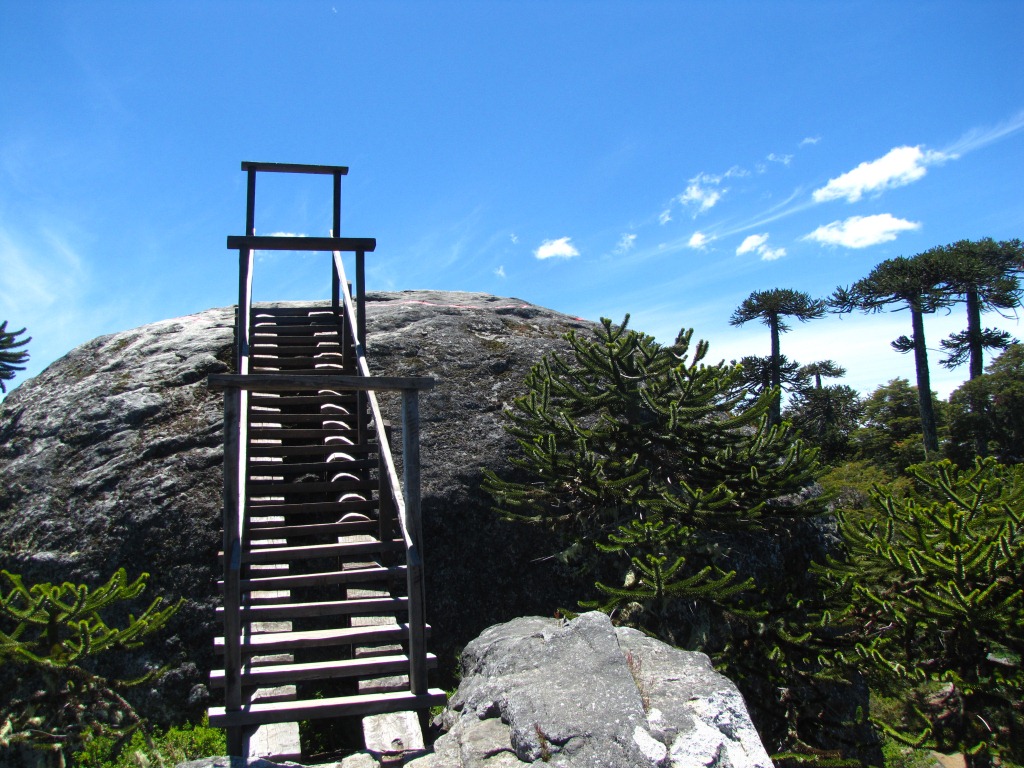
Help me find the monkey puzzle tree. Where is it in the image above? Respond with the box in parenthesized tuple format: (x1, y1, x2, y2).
(730, 289, 827, 426)
(832, 254, 946, 455)
(933, 238, 1024, 380)
(0, 321, 30, 394)
(818, 459, 1024, 767)
(482, 317, 849, 760)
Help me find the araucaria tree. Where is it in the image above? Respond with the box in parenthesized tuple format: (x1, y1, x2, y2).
(0, 321, 30, 394)
(730, 289, 827, 426)
(933, 238, 1023, 380)
(0, 569, 181, 764)
(832, 254, 946, 455)
(483, 317, 840, 758)
(818, 459, 1024, 767)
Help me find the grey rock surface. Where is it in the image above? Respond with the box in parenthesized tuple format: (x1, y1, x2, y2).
(434, 612, 773, 768)
(0, 292, 593, 721)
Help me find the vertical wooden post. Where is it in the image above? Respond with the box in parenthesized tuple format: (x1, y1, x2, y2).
(331, 172, 342, 313)
(377, 421, 395, 561)
(222, 387, 244, 755)
(355, 251, 368, 447)
(402, 389, 427, 695)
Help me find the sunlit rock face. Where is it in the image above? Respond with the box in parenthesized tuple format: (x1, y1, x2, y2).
(0, 292, 592, 722)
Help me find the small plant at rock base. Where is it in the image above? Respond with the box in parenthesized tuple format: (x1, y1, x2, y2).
(625, 650, 651, 712)
(534, 723, 551, 763)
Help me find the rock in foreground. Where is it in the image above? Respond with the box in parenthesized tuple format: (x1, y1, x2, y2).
(435, 611, 773, 768)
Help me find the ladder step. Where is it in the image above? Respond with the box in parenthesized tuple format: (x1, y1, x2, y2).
(249, 428, 355, 439)
(209, 652, 437, 688)
(229, 539, 403, 565)
(247, 445, 376, 459)
(247, 520, 377, 539)
(223, 564, 406, 592)
(247, 479, 376, 494)
(214, 622, 425, 653)
(248, 459, 376, 475)
(247, 499, 377, 515)
(250, 395, 361, 407)
(249, 414, 357, 426)
(218, 596, 407, 620)
(209, 689, 448, 727)
(250, 357, 346, 369)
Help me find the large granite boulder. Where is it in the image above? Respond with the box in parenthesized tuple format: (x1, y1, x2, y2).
(0, 291, 592, 721)
(434, 611, 773, 768)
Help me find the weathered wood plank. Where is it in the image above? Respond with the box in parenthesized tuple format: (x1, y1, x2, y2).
(241, 161, 349, 175)
(209, 689, 448, 728)
(228, 235, 376, 253)
(216, 596, 409, 621)
(223, 565, 406, 592)
(213, 622, 425, 653)
(210, 653, 437, 688)
(209, 373, 435, 392)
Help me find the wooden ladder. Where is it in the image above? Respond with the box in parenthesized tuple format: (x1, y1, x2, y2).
(207, 162, 445, 757)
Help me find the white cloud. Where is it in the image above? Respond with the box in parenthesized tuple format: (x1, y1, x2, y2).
(813, 145, 953, 203)
(658, 209, 672, 225)
(688, 232, 711, 250)
(534, 236, 579, 260)
(800, 136, 821, 147)
(615, 233, 637, 254)
(266, 231, 306, 238)
(509, 233, 519, 244)
(736, 232, 785, 261)
(679, 175, 723, 214)
(736, 233, 768, 256)
(804, 213, 921, 248)
(724, 165, 749, 178)
(495, 265, 506, 278)
(767, 153, 792, 165)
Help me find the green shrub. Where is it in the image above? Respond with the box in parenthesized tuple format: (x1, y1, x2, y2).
(74, 717, 225, 767)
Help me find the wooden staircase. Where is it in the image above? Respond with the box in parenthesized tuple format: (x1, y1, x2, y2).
(207, 162, 445, 757)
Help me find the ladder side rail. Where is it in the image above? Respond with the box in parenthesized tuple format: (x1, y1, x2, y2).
(221, 386, 247, 757)
(319, 251, 429, 693)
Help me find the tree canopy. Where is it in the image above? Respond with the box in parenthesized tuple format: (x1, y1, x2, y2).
(0, 321, 30, 394)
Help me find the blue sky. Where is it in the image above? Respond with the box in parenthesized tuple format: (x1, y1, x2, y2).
(2, 1, 1023, 400)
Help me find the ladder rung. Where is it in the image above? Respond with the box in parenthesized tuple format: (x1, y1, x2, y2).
(209, 688, 448, 728)
(209, 652, 436, 688)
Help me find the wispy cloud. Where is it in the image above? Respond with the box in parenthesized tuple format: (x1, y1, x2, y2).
(736, 232, 785, 261)
(804, 213, 920, 248)
(688, 232, 712, 250)
(658, 209, 672, 225)
(943, 109, 1024, 156)
(509, 233, 519, 244)
(534, 236, 579, 260)
(767, 153, 792, 166)
(679, 173, 724, 214)
(615, 233, 637, 254)
(800, 136, 820, 147)
(813, 145, 953, 203)
(495, 265, 506, 278)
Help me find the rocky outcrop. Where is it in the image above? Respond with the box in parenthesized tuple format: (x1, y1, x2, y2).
(0, 291, 593, 720)
(434, 612, 773, 768)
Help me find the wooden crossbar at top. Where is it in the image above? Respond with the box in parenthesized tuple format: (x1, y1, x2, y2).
(228, 236, 376, 252)
(241, 161, 349, 175)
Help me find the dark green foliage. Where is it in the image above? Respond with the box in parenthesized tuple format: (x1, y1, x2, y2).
(0, 321, 30, 394)
(785, 384, 864, 465)
(483, 316, 851, 760)
(818, 459, 1024, 767)
(74, 717, 225, 768)
(946, 344, 1024, 466)
(852, 379, 940, 475)
(730, 289, 827, 426)
(734, 354, 807, 411)
(0, 569, 182, 764)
